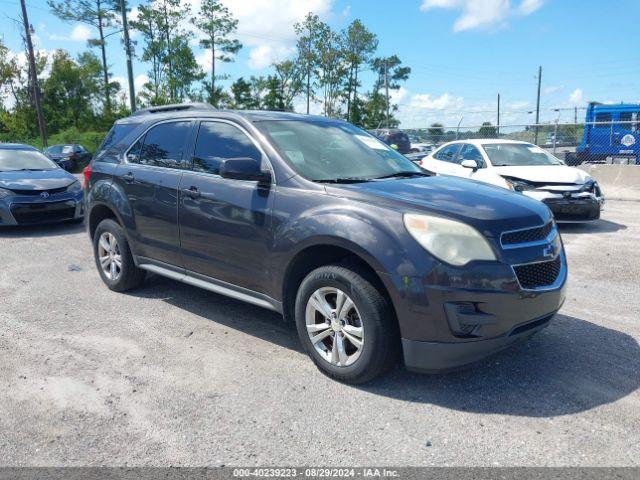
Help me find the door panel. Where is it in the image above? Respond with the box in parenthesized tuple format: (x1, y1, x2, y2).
(115, 164, 183, 265)
(178, 120, 275, 293)
(179, 173, 274, 292)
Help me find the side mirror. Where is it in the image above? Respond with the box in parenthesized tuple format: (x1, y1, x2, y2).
(219, 158, 271, 183)
(461, 159, 479, 171)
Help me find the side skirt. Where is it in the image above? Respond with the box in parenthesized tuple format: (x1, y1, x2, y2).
(137, 257, 282, 314)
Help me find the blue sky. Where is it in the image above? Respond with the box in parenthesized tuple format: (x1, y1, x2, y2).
(3, 0, 640, 127)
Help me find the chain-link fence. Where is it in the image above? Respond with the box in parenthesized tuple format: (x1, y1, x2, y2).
(393, 121, 640, 166)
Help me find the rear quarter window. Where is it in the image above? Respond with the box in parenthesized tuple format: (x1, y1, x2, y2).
(95, 123, 140, 161)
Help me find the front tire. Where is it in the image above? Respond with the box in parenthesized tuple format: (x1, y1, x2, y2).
(93, 219, 145, 292)
(295, 265, 399, 384)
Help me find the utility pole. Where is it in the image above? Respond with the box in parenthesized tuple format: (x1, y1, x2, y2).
(120, 0, 136, 112)
(574, 106, 578, 124)
(534, 65, 542, 145)
(384, 59, 390, 128)
(19, 0, 47, 148)
(496, 93, 501, 137)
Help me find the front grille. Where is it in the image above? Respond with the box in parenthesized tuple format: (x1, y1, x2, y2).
(513, 256, 562, 289)
(502, 221, 554, 246)
(10, 201, 76, 224)
(10, 186, 68, 196)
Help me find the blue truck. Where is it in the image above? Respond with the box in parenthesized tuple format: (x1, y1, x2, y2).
(572, 102, 640, 165)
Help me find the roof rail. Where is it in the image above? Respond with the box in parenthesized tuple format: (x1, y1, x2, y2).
(131, 102, 216, 116)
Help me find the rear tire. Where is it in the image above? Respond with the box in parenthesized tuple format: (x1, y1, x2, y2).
(93, 219, 145, 292)
(294, 264, 399, 384)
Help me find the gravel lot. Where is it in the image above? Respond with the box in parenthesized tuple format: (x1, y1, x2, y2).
(1, 200, 638, 467)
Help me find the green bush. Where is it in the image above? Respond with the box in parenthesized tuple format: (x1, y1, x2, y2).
(48, 127, 108, 153)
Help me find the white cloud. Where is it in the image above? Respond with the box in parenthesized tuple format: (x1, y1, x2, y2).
(420, 0, 544, 32)
(569, 88, 584, 105)
(408, 92, 464, 110)
(48, 24, 92, 42)
(517, 0, 544, 15)
(210, 0, 334, 70)
(543, 85, 563, 95)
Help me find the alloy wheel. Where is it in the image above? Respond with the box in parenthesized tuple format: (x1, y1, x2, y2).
(97, 232, 122, 281)
(305, 287, 364, 367)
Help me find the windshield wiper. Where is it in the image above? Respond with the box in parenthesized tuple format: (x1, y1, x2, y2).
(314, 177, 372, 184)
(373, 171, 431, 180)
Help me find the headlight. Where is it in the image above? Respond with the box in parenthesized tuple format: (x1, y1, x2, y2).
(0, 187, 13, 199)
(67, 181, 82, 193)
(404, 213, 497, 266)
(504, 177, 535, 192)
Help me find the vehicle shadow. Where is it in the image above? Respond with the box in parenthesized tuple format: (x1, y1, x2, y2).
(361, 313, 640, 417)
(129, 274, 301, 353)
(0, 220, 85, 238)
(558, 219, 626, 234)
(130, 275, 639, 417)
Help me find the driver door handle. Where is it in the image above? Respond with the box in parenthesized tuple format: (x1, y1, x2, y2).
(122, 172, 135, 183)
(182, 186, 201, 198)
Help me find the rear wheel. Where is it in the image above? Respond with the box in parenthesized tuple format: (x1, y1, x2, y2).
(93, 219, 145, 292)
(295, 265, 399, 384)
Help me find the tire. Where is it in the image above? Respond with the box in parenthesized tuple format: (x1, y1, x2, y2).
(93, 218, 145, 292)
(294, 264, 399, 384)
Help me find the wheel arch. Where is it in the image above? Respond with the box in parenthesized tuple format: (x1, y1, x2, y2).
(281, 242, 398, 326)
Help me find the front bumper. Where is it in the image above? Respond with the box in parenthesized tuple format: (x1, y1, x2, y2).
(0, 192, 84, 226)
(523, 187, 604, 222)
(381, 251, 567, 373)
(402, 311, 555, 372)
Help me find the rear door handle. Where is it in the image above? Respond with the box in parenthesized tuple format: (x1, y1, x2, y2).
(182, 186, 201, 198)
(122, 172, 135, 183)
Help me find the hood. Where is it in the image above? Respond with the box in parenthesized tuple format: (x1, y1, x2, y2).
(493, 164, 591, 184)
(326, 176, 552, 238)
(0, 168, 77, 191)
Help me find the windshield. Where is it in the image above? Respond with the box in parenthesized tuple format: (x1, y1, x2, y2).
(257, 121, 422, 182)
(482, 143, 564, 167)
(0, 149, 58, 171)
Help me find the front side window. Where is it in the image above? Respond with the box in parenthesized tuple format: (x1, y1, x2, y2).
(458, 144, 484, 166)
(618, 112, 633, 131)
(594, 113, 612, 128)
(193, 122, 262, 175)
(256, 120, 421, 182)
(136, 121, 191, 169)
(482, 143, 563, 167)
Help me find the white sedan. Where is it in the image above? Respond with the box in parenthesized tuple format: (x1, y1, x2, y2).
(420, 139, 605, 222)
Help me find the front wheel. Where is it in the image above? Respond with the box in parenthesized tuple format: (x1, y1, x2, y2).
(295, 265, 399, 384)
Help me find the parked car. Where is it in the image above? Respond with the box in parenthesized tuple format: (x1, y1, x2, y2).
(86, 104, 566, 383)
(0, 144, 84, 225)
(421, 139, 604, 222)
(369, 129, 412, 154)
(410, 142, 434, 154)
(44, 144, 92, 171)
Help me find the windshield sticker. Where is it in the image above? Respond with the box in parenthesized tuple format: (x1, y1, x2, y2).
(355, 135, 388, 150)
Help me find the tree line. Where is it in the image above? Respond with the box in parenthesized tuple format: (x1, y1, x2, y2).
(0, 0, 412, 150)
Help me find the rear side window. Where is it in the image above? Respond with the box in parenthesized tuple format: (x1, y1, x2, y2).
(192, 121, 262, 175)
(435, 144, 460, 163)
(133, 121, 192, 169)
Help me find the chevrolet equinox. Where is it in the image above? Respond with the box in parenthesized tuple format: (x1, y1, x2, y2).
(85, 103, 567, 383)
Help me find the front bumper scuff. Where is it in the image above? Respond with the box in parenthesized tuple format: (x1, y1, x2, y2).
(402, 311, 556, 373)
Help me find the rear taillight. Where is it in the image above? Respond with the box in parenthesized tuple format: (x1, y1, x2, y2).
(83, 164, 92, 189)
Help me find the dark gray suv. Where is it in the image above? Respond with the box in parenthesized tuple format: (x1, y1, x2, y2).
(86, 103, 566, 383)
